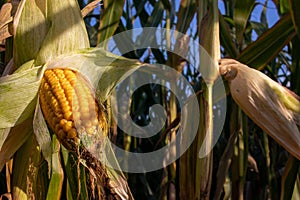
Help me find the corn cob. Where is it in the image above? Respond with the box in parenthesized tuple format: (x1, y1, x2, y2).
(39, 68, 128, 199)
(219, 59, 300, 160)
(39, 68, 107, 150)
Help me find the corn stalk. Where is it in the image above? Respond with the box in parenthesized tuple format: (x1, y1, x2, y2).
(196, 0, 220, 199)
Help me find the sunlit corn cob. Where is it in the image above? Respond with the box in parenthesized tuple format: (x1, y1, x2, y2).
(39, 69, 130, 199)
(39, 68, 107, 151)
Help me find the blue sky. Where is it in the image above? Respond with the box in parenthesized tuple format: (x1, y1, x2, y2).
(87, 0, 280, 31)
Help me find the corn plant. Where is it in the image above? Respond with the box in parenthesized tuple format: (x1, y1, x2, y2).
(1, 0, 300, 200)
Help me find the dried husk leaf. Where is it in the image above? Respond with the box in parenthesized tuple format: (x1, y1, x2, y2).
(0, 128, 10, 151)
(0, 3, 13, 41)
(219, 58, 300, 160)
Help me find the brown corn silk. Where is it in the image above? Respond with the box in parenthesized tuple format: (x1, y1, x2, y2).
(219, 59, 300, 160)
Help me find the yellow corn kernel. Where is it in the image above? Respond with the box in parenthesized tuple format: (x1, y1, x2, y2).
(39, 68, 107, 148)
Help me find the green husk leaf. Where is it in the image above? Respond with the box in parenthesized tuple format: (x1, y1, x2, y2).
(0, 64, 46, 128)
(271, 85, 300, 114)
(36, 0, 89, 65)
(46, 134, 64, 200)
(0, 118, 32, 170)
(12, 133, 42, 200)
(14, 0, 47, 68)
(33, 101, 52, 176)
(46, 48, 142, 103)
(61, 147, 89, 200)
(14, 0, 89, 68)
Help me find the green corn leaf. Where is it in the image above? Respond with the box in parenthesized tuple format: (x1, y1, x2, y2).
(144, 1, 165, 27)
(233, 0, 255, 46)
(219, 13, 238, 58)
(280, 156, 300, 200)
(279, 0, 290, 15)
(131, 1, 165, 58)
(176, 0, 196, 34)
(237, 14, 296, 70)
(289, 0, 300, 39)
(98, 0, 125, 44)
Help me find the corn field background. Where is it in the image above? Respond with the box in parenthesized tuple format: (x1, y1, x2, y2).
(0, 0, 300, 200)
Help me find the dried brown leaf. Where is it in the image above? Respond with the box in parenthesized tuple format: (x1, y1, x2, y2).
(81, 0, 102, 18)
(0, 3, 13, 41)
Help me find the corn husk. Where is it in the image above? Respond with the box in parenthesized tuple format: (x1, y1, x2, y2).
(0, 62, 45, 129)
(0, 3, 13, 41)
(14, 0, 89, 68)
(0, 0, 141, 198)
(219, 58, 300, 160)
(0, 48, 141, 199)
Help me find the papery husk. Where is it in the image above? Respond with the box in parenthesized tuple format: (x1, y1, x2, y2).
(36, 48, 140, 200)
(0, 47, 140, 198)
(7, 0, 135, 198)
(219, 58, 300, 160)
(14, 0, 89, 68)
(0, 62, 45, 129)
(44, 48, 142, 103)
(0, 3, 13, 41)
